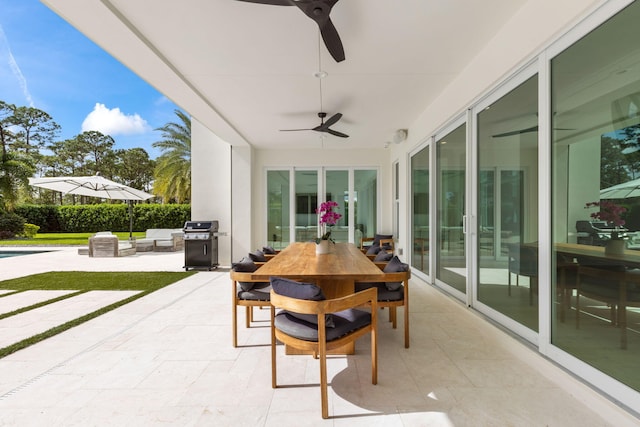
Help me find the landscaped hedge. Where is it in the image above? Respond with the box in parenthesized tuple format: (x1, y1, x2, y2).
(14, 204, 191, 233)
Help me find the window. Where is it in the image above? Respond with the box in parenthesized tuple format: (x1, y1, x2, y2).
(267, 168, 377, 246)
(551, 0, 640, 393)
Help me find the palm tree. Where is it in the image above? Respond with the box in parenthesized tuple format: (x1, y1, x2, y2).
(152, 109, 191, 203)
(0, 152, 35, 211)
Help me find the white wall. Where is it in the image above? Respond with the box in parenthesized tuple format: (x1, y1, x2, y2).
(191, 118, 234, 266)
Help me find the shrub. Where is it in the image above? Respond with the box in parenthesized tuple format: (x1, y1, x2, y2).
(13, 203, 191, 233)
(14, 205, 61, 232)
(0, 211, 26, 238)
(21, 223, 40, 238)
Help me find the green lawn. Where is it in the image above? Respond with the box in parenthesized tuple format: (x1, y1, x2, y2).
(0, 271, 195, 358)
(0, 232, 146, 246)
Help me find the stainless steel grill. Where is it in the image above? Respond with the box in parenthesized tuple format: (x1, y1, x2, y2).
(183, 220, 218, 270)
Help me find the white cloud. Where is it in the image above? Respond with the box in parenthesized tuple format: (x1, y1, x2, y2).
(81, 103, 151, 135)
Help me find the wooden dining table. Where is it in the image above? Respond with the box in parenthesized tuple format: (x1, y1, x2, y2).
(555, 242, 640, 268)
(251, 241, 384, 354)
(251, 241, 384, 298)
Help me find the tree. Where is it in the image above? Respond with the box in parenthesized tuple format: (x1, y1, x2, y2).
(75, 130, 116, 176)
(600, 135, 631, 188)
(9, 106, 60, 157)
(0, 102, 36, 210)
(152, 109, 191, 203)
(0, 151, 35, 211)
(114, 147, 155, 192)
(0, 101, 16, 158)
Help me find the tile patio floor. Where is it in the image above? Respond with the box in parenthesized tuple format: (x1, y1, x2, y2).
(0, 247, 637, 426)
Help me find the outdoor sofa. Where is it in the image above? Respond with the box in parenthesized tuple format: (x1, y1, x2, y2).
(135, 228, 184, 252)
(88, 232, 136, 257)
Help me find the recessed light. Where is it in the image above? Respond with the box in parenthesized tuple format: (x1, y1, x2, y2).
(313, 70, 328, 79)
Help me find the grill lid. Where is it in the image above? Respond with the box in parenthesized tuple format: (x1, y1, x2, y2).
(184, 220, 218, 231)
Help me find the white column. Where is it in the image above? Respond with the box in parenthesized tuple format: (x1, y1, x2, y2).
(191, 117, 254, 266)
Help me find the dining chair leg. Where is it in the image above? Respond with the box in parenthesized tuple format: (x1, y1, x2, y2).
(576, 288, 581, 330)
(390, 307, 397, 329)
(319, 323, 328, 419)
(232, 301, 238, 348)
(245, 307, 251, 328)
(271, 305, 277, 389)
(372, 309, 378, 385)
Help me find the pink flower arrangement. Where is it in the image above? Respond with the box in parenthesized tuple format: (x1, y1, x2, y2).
(316, 200, 342, 242)
(585, 200, 626, 227)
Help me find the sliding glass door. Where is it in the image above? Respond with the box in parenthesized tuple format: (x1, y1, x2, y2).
(267, 167, 377, 246)
(476, 73, 539, 332)
(436, 123, 467, 295)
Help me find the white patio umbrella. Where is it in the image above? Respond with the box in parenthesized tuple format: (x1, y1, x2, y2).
(599, 178, 640, 199)
(28, 174, 154, 239)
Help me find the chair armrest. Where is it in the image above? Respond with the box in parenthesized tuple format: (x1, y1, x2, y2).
(270, 287, 377, 314)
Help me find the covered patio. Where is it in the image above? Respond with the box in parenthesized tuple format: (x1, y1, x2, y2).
(0, 248, 628, 424)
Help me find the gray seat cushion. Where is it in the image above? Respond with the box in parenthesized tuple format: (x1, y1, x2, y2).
(237, 283, 271, 301)
(275, 308, 371, 342)
(355, 282, 404, 301)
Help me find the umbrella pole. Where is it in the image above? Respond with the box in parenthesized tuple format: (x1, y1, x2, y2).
(128, 201, 134, 241)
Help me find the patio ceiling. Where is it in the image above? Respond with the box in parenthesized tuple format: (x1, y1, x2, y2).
(42, 0, 527, 150)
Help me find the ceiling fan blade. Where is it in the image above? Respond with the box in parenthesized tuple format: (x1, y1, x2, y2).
(293, 0, 345, 62)
(319, 17, 345, 62)
(234, 0, 293, 6)
(280, 128, 312, 132)
(321, 112, 342, 129)
(326, 128, 349, 138)
(492, 125, 538, 138)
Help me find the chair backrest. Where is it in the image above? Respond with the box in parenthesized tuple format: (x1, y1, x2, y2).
(271, 287, 377, 318)
(508, 244, 538, 276)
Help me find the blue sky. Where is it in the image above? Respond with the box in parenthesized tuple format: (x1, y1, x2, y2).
(0, 0, 181, 159)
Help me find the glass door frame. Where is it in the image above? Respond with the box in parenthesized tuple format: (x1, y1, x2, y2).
(265, 166, 380, 246)
(470, 60, 540, 344)
(408, 139, 434, 284)
(433, 114, 469, 302)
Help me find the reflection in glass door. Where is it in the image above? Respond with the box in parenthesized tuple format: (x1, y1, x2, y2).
(477, 74, 538, 332)
(295, 170, 318, 242)
(411, 146, 429, 274)
(354, 170, 377, 245)
(325, 170, 348, 243)
(436, 124, 467, 294)
(267, 170, 290, 250)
